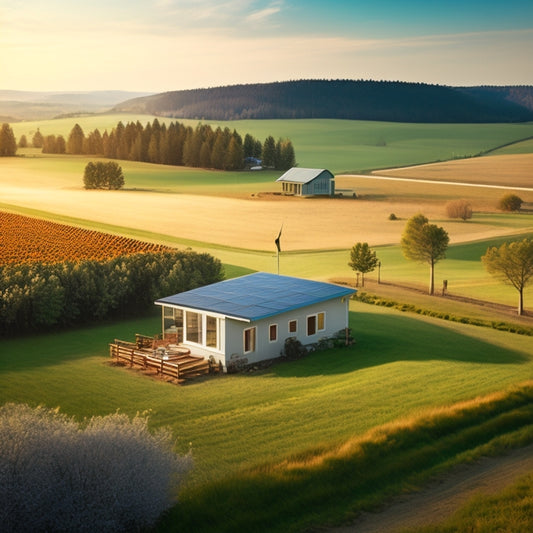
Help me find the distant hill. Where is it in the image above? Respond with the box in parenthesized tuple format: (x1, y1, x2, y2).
(0, 90, 153, 121)
(112, 80, 533, 123)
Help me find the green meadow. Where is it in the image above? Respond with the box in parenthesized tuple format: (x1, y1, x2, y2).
(2, 115, 533, 530)
(11, 116, 533, 173)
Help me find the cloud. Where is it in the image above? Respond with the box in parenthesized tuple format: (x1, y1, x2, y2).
(246, 2, 283, 23)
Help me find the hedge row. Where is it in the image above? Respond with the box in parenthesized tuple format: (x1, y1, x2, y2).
(0, 250, 224, 336)
(354, 292, 533, 336)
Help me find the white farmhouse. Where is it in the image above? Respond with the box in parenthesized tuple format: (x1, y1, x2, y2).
(276, 167, 335, 196)
(155, 272, 355, 371)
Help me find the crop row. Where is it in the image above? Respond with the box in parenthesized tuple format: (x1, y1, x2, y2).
(0, 211, 172, 265)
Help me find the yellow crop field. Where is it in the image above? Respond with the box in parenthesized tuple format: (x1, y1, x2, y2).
(374, 153, 533, 188)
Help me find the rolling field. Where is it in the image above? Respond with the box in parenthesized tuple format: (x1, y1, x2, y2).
(11, 116, 533, 173)
(2, 115, 533, 530)
(374, 152, 533, 189)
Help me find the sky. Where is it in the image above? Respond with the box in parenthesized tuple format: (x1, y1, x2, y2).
(2, 0, 532, 93)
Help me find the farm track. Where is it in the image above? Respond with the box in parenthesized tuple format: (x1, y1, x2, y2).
(327, 443, 533, 533)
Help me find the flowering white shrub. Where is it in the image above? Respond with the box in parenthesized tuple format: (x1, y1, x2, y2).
(0, 403, 192, 532)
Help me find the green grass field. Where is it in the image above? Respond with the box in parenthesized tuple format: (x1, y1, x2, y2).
(1, 303, 532, 488)
(11, 116, 533, 173)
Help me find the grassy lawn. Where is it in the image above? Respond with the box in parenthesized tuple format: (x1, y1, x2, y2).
(2, 302, 532, 489)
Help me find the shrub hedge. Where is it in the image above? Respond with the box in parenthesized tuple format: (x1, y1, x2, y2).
(354, 292, 533, 336)
(0, 250, 223, 336)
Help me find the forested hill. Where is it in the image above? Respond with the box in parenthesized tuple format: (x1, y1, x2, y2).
(113, 80, 533, 123)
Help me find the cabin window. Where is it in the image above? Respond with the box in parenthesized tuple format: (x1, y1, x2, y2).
(307, 315, 316, 336)
(288, 319, 297, 334)
(186, 311, 202, 344)
(163, 306, 174, 331)
(244, 327, 256, 353)
(307, 312, 325, 336)
(269, 324, 278, 342)
(163, 307, 183, 342)
(206, 315, 218, 348)
(317, 312, 325, 331)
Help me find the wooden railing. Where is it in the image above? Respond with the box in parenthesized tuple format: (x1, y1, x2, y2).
(109, 339, 210, 383)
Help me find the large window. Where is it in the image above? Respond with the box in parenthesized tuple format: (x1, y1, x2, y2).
(244, 327, 256, 353)
(307, 312, 325, 336)
(186, 311, 202, 344)
(162, 307, 183, 342)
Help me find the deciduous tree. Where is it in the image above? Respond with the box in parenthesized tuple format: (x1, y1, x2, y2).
(498, 194, 523, 212)
(83, 161, 124, 190)
(482, 238, 533, 315)
(445, 199, 472, 221)
(401, 214, 449, 295)
(348, 242, 379, 287)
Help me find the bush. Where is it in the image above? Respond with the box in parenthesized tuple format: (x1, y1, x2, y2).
(498, 194, 523, 212)
(446, 199, 472, 221)
(388, 213, 398, 220)
(0, 403, 192, 533)
(283, 337, 307, 359)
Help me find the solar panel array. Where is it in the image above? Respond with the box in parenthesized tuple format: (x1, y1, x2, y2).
(155, 272, 355, 321)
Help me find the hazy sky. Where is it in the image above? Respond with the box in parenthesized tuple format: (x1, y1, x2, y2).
(2, 0, 532, 92)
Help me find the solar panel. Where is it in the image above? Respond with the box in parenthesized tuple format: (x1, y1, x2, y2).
(156, 272, 356, 321)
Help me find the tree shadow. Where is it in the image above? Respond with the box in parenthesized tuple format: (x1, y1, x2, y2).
(271, 311, 530, 378)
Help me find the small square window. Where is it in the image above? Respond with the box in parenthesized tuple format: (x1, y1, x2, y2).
(288, 320, 297, 333)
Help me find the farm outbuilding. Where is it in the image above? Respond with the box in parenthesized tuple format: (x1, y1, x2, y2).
(155, 272, 355, 371)
(276, 167, 335, 196)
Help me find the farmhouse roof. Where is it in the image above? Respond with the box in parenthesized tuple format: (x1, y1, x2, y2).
(276, 167, 333, 184)
(155, 272, 355, 322)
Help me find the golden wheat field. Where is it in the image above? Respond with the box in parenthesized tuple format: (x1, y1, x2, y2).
(1, 184, 529, 252)
(374, 153, 533, 188)
(1, 153, 532, 252)
(0, 210, 172, 265)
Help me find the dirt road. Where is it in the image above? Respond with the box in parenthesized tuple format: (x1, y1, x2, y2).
(327, 444, 533, 533)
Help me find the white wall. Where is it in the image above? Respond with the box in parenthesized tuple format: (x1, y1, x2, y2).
(223, 296, 350, 368)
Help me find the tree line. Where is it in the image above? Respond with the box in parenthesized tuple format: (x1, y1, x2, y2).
(0, 250, 223, 336)
(29, 119, 295, 171)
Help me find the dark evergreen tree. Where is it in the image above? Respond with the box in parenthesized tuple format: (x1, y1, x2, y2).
(243, 133, 255, 158)
(0, 123, 17, 156)
(32, 129, 44, 148)
(278, 139, 296, 170)
(67, 123, 85, 154)
(262, 135, 276, 168)
(18, 134, 28, 148)
(224, 134, 244, 170)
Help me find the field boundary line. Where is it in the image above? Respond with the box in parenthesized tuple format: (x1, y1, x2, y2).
(339, 174, 533, 192)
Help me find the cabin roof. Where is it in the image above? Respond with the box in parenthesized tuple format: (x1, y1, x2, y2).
(276, 167, 333, 184)
(155, 272, 355, 322)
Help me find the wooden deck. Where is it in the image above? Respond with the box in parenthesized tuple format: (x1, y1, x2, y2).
(109, 334, 214, 384)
